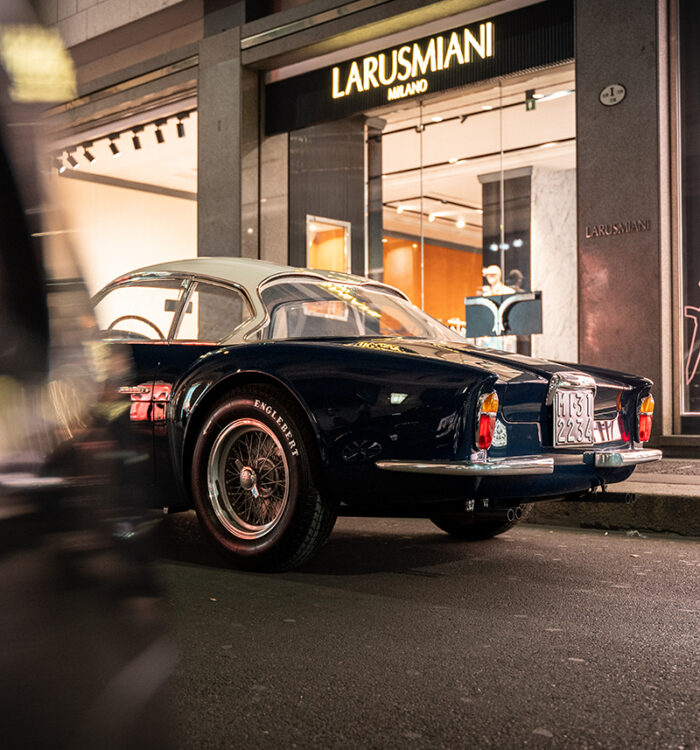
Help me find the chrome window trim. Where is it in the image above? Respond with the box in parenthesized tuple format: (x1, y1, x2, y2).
(171, 278, 256, 344)
(91, 273, 191, 344)
(94, 271, 258, 345)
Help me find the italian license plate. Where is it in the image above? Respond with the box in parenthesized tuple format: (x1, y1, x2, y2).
(553, 390, 594, 446)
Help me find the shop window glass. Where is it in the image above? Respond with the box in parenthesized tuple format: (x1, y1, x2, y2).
(94, 279, 185, 341)
(377, 64, 576, 359)
(174, 282, 252, 343)
(678, 0, 700, 423)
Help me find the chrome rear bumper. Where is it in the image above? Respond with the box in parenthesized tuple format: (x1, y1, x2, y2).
(375, 448, 662, 476)
(375, 457, 554, 476)
(587, 448, 662, 468)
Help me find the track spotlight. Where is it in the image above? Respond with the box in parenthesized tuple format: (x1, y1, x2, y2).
(460, 114, 469, 124)
(82, 143, 95, 162)
(155, 118, 167, 144)
(108, 133, 121, 157)
(132, 126, 143, 150)
(56, 156, 66, 174)
(67, 153, 78, 169)
(176, 112, 189, 138)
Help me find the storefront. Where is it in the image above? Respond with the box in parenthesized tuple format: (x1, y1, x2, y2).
(266, 0, 575, 360)
(43, 0, 695, 446)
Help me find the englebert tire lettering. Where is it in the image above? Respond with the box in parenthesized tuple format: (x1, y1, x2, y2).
(253, 398, 299, 456)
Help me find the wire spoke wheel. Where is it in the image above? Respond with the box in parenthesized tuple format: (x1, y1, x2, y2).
(193, 388, 338, 570)
(208, 418, 289, 540)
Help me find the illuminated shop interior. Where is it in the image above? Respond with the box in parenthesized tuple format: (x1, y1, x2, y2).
(50, 107, 198, 294)
(370, 62, 577, 360)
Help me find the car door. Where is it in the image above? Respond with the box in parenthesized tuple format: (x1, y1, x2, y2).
(92, 275, 189, 499)
(154, 279, 254, 500)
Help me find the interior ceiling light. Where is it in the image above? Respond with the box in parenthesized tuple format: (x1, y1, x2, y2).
(431, 116, 443, 123)
(540, 89, 574, 101)
(66, 152, 78, 169)
(532, 92, 544, 100)
(448, 157, 459, 164)
(108, 133, 121, 158)
(132, 126, 143, 150)
(482, 105, 493, 110)
(155, 118, 167, 144)
(82, 143, 95, 162)
(396, 206, 404, 214)
(456, 219, 465, 228)
(428, 213, 436, 222)
(56, 156, 66, 174)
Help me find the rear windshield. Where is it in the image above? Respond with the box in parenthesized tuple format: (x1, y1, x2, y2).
(258, 279, 462, 341)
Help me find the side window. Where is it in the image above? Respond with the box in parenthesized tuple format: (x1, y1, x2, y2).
(94, 279, 186, 341)
(174, 282, 252, 343)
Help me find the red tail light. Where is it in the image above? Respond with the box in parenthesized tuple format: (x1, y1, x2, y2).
(637, 395, 654, 443)
(476, 391, 499, 450)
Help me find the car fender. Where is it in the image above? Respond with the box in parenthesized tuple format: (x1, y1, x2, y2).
(169, 341, 499, 503)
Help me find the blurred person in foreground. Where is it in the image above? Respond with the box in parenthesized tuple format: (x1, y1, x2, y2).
(0, 4, 173, 747)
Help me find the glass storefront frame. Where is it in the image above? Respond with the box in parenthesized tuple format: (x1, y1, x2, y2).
(367, 63, 577, 360)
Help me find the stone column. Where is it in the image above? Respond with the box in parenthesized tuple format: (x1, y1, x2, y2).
(198, 23, 259, 258)
(576, 0, 662, 421)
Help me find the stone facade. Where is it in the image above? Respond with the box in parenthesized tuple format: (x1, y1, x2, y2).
(36, 0, 186, 48)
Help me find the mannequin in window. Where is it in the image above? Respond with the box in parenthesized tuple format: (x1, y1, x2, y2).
(481, 265, 515, 296)
(476, 265, 517, 353)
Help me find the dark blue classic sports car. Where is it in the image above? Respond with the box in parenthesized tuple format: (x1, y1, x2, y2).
(93, 258, 661, 571)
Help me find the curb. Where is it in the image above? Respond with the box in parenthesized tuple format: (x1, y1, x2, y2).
(526, 492, 700, 537)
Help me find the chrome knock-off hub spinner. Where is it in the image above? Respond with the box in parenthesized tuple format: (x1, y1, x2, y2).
(239, 466, 257, 491)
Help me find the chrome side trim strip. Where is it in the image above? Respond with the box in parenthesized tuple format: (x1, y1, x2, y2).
(375, 457, 554, 476)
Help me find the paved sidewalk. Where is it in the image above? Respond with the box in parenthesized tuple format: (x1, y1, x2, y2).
(527, 458, 700, 537)
(615, 458, 700, 498)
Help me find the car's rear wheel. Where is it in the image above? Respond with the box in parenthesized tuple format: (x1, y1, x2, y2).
(191, 386, 336, 571)
(430, 503, 531, 540)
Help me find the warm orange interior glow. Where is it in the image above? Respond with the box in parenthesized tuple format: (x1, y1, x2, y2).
(308, 226, 346, 272)
(382, 236, 482, 321)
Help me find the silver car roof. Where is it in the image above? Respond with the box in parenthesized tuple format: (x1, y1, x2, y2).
(108, 256, 396, 293)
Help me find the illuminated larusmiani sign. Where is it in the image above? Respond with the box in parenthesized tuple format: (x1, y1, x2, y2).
(265, 0, 573, 135)
(331, 22, 494, 102)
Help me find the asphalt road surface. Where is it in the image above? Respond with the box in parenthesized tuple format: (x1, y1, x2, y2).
(157, 514, 699, 750)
